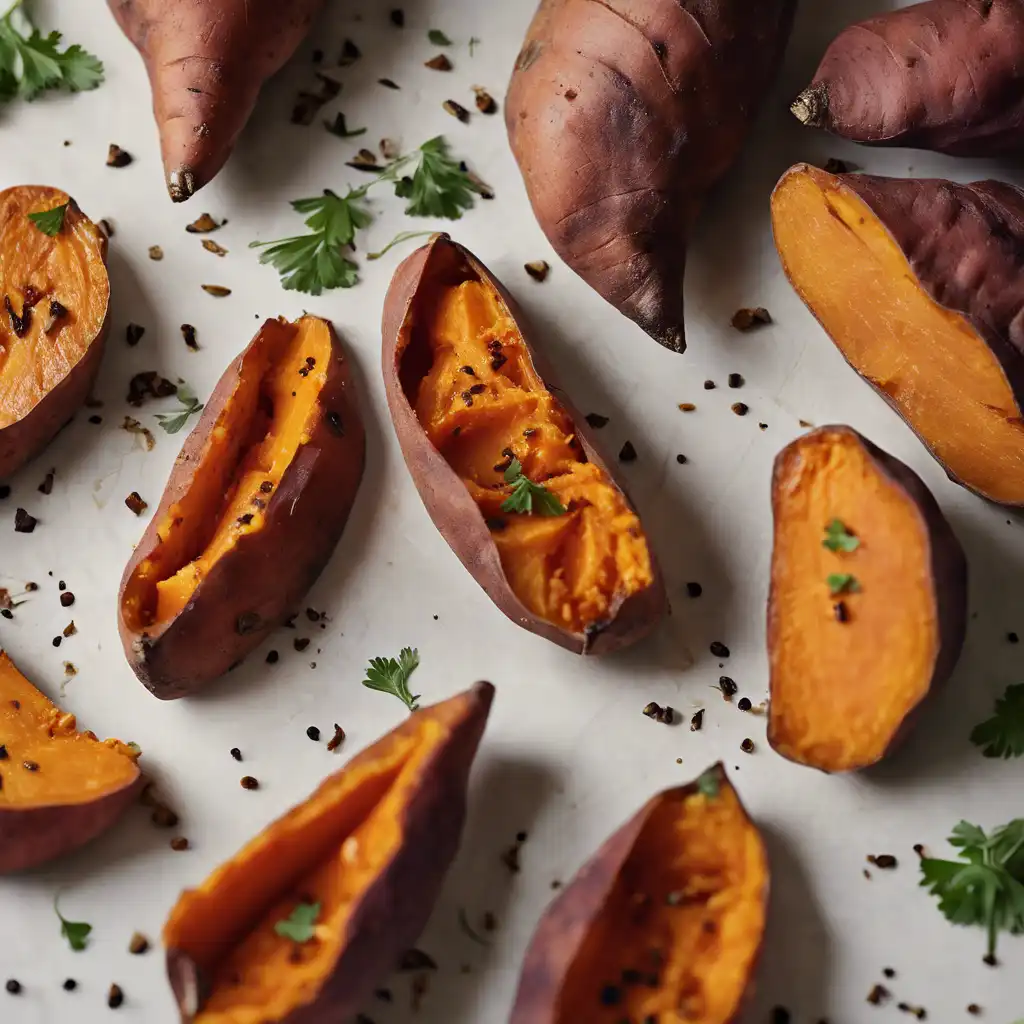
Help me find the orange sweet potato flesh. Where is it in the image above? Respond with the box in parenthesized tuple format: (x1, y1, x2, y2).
(0, 185, 109, 478)
(768, 426, 967, 772)
(0, 651, 142, 873)
(510, 765, 767, 1024)
(772, 164, 1024, 505)
(163, 682, 494, 1024)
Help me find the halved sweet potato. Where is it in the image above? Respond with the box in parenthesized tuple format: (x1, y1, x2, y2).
(163, 682, 494, 1023)
(119, 315, 365, 699)
(768, 426, 967, 773)
(0, 651, 142, 873)
(772, 163, 1024, 504)
(510, 764, 767, 1024)
(381, 233, 666, 654)
(0, 185, 110, 478)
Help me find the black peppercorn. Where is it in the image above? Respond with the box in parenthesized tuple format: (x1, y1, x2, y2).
(306, 726, 321, 742)
(737, 697, 752, 712)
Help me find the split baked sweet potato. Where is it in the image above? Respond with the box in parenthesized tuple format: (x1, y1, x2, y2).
(108, 0, 326, 201)
(0, 185, 109, 479)
(793, 0, 1024, 156)
(768, 426, 967, 773)
(381, 233, 666, 655)
(0, 651, 142, 873)
(772, 163, 1024, 505)
(505, 0, 796, 351)
(510, 764, 767, 1024)
(163, 682, 493, 1023)
(119, 315, 364, 699)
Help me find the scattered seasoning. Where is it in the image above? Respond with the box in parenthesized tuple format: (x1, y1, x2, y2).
(58, 580, 66, 591)
(60, 592, 75, 607)
(710, 641, 730, 658)
(294, 637, 310, 652)
(14, 508, 37, 533)
(771, 1008, 792, 1024)
(306, 726, 321, 742)
(202, 238, 228, 256)
(967, 1004, 981, 1015)
(37, 469, 54, 494)
(181, 324, 199, 350)
(390, 9, 404, 26)
(704, 379, 716, 390)
(52, 635, 62, 647)
(897, 1003, 927, 1020)
(642, 701, 674, 725)
(107, 983, 124, 1008)
(983, 953, 997, 966)
(731, 307, 772, 331)
(63, 621, 76, 637)
(186, 213, 221, 234)
(64, 662, 77, 677)
(170, 837, 190, 853)
(106, 144, 132, 167)
(339, 38, 361, 64)
(201, 284, 232, 297)
(425, 54, 452, 71)
(124, 491, 148, 516)
(230, 748, 242, 761)
(22, 760, 39, 771)
(728, 372, 744, 388)
(731, 402, 749, 416)
(327, 724, 346, 751)
(127, 370, 176, 406)
(834, 601, 849, 623)
(868, 854, 898, 869)
(398, 949, 437, 971)
(883, 967, 896, 979)
(148, 245, 164, 261)
(868, 984, 891, 1005)
(240, 775, 259, 790)
(265, 649, 279, 665)
(718, 676, 737, 698)
(690, 709, 705, 731)
(128, 933, 149, 955)
(740, 737, 755, 753)
(676, 453, 688, 464)
(913, 843, 926, 858)
(524, 260, 550, 282)
(678, 402, 696, 412)
(737, 697, 752, 712)
(5, 980, 21, 995)
(618, 440, 637, 462)
(1008, 632, 1019, 644)
(125, 322, 145, 346)
(473, 86, 498, 114)
(378, 77, 400, 89)
(585, 413, 608, 429)
(63, 978, 77, 991)
(0, 609, 11, 620)
(686, 582, 702, 598)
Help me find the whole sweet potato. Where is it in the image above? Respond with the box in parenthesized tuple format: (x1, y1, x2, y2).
(119, 315, 364, 698)
(772, 163, 1024, 506)
(381, 233, 667, 655)
(163, 682, 494, 1024)
(505, 0, 795, 351)
(793, 0, 1024, 156)
(108, 0, 326, 201)
(509, 764, 767, 1024)
(0, 186, 109, 479)
(0, 651, 142, 873)
(768, 426, 967, 773)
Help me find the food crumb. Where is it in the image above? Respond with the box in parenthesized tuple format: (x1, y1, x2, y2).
(524, 260, 550, 282)
(703, 379, 716, 390)
(771, 1008, 792, 1024)
(125, 491, 148, 515)
(731, 307, 772, 331)
(306, 726, 321, 742)
(967, 1004, 982, 1015)
(230, 747, 242, 761)
(63, 978, 77, 991)
(60, 591, 75, 607)
(14, 508, 37, 533)
(147, 245, 163, 261)
(128, 932, 149, 955)
(181, 324, 199, 350)
(37, 469, 54, 494)
(107, 983, 124, 1009)
(740, 737, 755, 753)
(690, 709, 704, 731)
(1008, 632, 1019, 643)
(425, 54, 452, 71)
(867, 984, 891, 1005)
(170, 836, 189, 851)
(585, 413, 609, 429)
(107, 144, 133, 167)
(728, 372, 744, 388)
(718, 676, 737, 699)
(618, 440, 637, 462)
(867, 854, 898, 869)
(240, 776, 259, 790)
(731, 402, 750, 416)
(710, 641, 730, 658)
(883, 967, 896, 979)
(5, 979, 21, 995)
(737, 697, 752, 712)
(642, 701, 674, 725)
(327, 724, 346, 751)
(676, 453, 688, 464)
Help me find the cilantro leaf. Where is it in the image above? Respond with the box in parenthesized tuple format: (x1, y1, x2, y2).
(362, 647, 421, 711)
(394, 137, 476, 220)
(274, 901, 320, 943)
(971, 684, 1024, 759)
(154, 382, 203, 435)
(827, 573, 860, 596)
(823, 518, 860, 552)
(28, 201, 67, 236)
(54, 895, 91, 951)
(500, 458, 567, 517)
(428, 29, 452, 45)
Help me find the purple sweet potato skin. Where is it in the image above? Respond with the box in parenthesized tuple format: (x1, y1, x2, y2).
(381, 233, 667, 655)
(796, 0, 1024, 156)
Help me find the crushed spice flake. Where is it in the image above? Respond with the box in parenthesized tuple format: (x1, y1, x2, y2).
(473, 86, 497, 114)
(181, 323, 199, 350)
(63, 621, 76, 637)
(967, 1004, 981, 1015)
(676, 453, 688, 464)
(230, 748, 242, 761)
(690, 709, 705, 731)
(868, 984, 891, 1005)
(60, 592, 75, 608)
(124, 491, 148, 516)
(347, 148, 379, 172)
(737, 697, 752, 712)
(524, 260, 550, 282)
(14, 508, 37, 533)
(63, 662, 76, 677)
(618, 440, 638, 462)
(585, 412, 609, 429)
(37, 469, 54, 495)
(443, 99, 470, 122)
(390, 9, 404, 26)
(107, 984, 125, 1010)
(378, 77, 400, 89)
(339, 38, 361, 65)
(686, 582, 703, 597)
(731, 307, 772, 331)
(185, 213, 222, 234)
(398, 949, 437, 972)
(125, 322, 145, 346)
(240, 775, 259, 790)
(202, 238, 228, 256)
(867, 854, 898, 869)
(731, 402, 750, 416)
(704, 379, 716, 390)
(127, 370, 176, 406)
(5, 979, 21, 994)
(106, 144, 132, 168)
(122, 417, 156, 451)
(728, 372, 745, 388)
(147, 245, 164, 261)
(740, 737, 755, 753)
(678, 402, 697, 412)
(201, 284, 231, 297)
(642, 701, 674, 725)
(710, 641, 730, 658)
(294, 637, 310, 653)
(718, 675, 737, 698)
(327, 723, 346, 751)
(425, 53, 452, 71)
(128, 933, 149, 955)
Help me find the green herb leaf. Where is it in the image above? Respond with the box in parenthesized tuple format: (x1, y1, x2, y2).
(394, 136, 476, 220)
(362, 647, 421, 711)
(428, 29, 452, 45)
(274, 901, 320, 943)
(827, 573, 860, 596)
(919, 819, 1024, 961)
(323, 112, 367, 139)
(468, 37, 480, 57)
(970, 684, 1024, 759)
(822, 518, 860, 553)
(154, 382, 203, 435)
(500, 458, 567, 517)
(697, 768, 720, 799)
(54, 895, 91, 951)
(27, 201, 67, 236)
(367, 229, 436, 261)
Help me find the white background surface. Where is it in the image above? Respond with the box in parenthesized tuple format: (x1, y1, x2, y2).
(0, 1, 1021, 1021)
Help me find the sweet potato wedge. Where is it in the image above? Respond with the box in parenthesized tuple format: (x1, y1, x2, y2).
(0, 185, 109, 479)
(793, 0, 1024, 156)
(0, 651, 142, 873)
(505, 0, 796, 351)
(381, 233, 666, 655)
(163, 682, 494, 1023)
(772, 163, 1024, 505)
(767, 426, 967, 773)
(509, 764, 767, 1024)
(119, 315, 364, 699)
(107, 0, 326, 201)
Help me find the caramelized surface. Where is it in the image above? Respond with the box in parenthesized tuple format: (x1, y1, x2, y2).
(773, 168, 1024, 504)
(0, 186, 108, 427)
(769, 429, 936, 771)
(412, 277, 653, 632)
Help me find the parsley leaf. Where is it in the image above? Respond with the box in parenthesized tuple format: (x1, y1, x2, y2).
(274, 901, 320, 943)
(697, 768, 720, 799)
(823, 518, 860, 553)
(500, 459, 566, 517)
(362, 647, 421, 711)
(970, 684, 1024, 759)
(0, 3, 103, 102)
(394, 136, 477, 220)
(920, 819, 1024, 961)
(154, 381, 203, 435)
(827, 573, 860, 596)
(28, 201, 67, 236)
(428, 29, 452, 46)
(54, 895, 91, 951)
(367, 229, 435, 261)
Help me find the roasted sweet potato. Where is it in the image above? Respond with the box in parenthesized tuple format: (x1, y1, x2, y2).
(163, 682, 493, 1023)
(505, 0, 795, 351)
(510, 764, 767, 1024)
(767, 426, 967, 773)
(107, 0, 326, 201)
(772, 163, 1024, 505)
(0, 651, 142, 873)
(381, 234, 666, 655)
(793, 0, 1024, 156)
(119, 315, 364, 699)
(0, 185, 109, 479)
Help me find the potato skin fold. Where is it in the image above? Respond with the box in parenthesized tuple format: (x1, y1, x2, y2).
(0, 186, 110, 478)
(118, 317, 365, 699)
(793, 0, 1024, 156)
(107, 0, 326, 201)
(381, 233, 666, 655)
(164, 682, 494, 1024)
(505, 0, 795, 351)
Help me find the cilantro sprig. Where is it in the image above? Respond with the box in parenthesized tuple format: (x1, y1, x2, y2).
(0, 1, 103, 102)
(823, 519, 860, 553)
(54, 894, 91, 951)
(970, 684, 1024, 759)
(27, 201, 67, 236)
(274, 901, 320, 943)
(500, 459, 566, 517)
(154, 381, 203, 435)
(919, 819, 1024, 962)
(362, 647, 421, 711)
